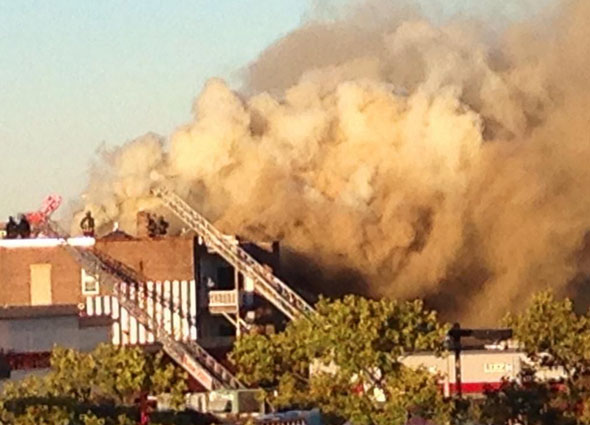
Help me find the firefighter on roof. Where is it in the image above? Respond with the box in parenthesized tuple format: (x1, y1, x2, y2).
(147, 213, 158, 237)
(157, 216, 169, 236)
(80, 211, 95, 237)
(5, 216, 18, 239)
(17, 215, 31, 239)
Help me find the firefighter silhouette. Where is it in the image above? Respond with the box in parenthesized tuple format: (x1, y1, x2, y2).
(80, 211, 95, 237)
(17, 215, 31, 239)
(147, 214, 169, 237)
(157, 216, 169, 236)
(147, 214, 158, 237)
(5, 216, 18, 239)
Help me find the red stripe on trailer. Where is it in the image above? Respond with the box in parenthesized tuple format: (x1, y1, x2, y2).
(3, 351, 51, 370)
(446, 381, 503, 394)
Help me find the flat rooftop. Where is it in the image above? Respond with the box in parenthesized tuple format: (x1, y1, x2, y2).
(0, 237, 95, 249)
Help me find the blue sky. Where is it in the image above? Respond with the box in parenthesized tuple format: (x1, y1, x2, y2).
(0, 0, 307, 218)
(0, 0, 553, 220)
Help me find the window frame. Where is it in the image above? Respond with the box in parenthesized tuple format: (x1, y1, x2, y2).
(81, 268, 100, 296)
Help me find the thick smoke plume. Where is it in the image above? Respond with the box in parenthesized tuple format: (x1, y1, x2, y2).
(75, 0, 590, 324)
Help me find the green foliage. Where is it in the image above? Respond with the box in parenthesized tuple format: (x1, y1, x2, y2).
(48, 346, 97, 401)
(504, 291, 590, 376)
(80, 412, 106, 425)
(115, 413, 136, 425)
(0, 344, 189, 424)
(1, 374, 48, 399)
(7, 405, 72, 425)
(231, 295, 450, 425)
(93, 344, 148, 404)
(471, 291, 590, 425)
(474, 372, 577, 425)
(149, 352, 188, 410)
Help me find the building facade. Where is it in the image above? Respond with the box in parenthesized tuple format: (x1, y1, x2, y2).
(0, 219, 280, 384)
(0, 235, 194, 307)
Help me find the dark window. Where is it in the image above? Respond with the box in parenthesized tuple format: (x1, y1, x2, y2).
(219, 323, 235, 337)
(216, 266, 234, 290)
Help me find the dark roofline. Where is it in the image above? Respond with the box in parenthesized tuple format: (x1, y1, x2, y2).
(97, 230, 136, 241)
(0, 304, 80, 320)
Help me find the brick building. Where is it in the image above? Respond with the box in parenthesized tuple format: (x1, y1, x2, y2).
(0, 215, 281, 384)
(0, 235, 194, 307)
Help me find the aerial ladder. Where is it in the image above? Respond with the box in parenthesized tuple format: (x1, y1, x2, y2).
(151, 186, 315, 321)
(45, 222, 243, 391)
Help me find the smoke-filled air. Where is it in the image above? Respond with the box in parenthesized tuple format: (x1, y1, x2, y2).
(73, 0, 590, 325)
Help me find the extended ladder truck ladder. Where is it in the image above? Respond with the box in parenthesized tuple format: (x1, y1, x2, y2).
(150, 187, 385, 407)
(151, 186, 315, 321)
(45, 222, 243, 391)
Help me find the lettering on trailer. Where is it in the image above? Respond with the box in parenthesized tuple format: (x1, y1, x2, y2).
(483, 362, 513, 374)
(182, 353, 214, 390)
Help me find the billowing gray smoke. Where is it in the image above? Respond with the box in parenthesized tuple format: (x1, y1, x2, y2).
(74, 0, 590, 325)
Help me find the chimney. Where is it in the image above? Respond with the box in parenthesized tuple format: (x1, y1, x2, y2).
(137, 211, 150, 239)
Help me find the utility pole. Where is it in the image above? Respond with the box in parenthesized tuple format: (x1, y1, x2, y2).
(447, 324, 513, 398)
(0, 351, 10, 379)
(447, 323, 463, 398)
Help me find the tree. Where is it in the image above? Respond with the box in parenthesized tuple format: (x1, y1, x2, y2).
(474, 373, 575, 425)
(505, 291, 590, 376)
(473, 291, 590, 425)
(231, 295, 451, 425)
(0, 344, 189, 424)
